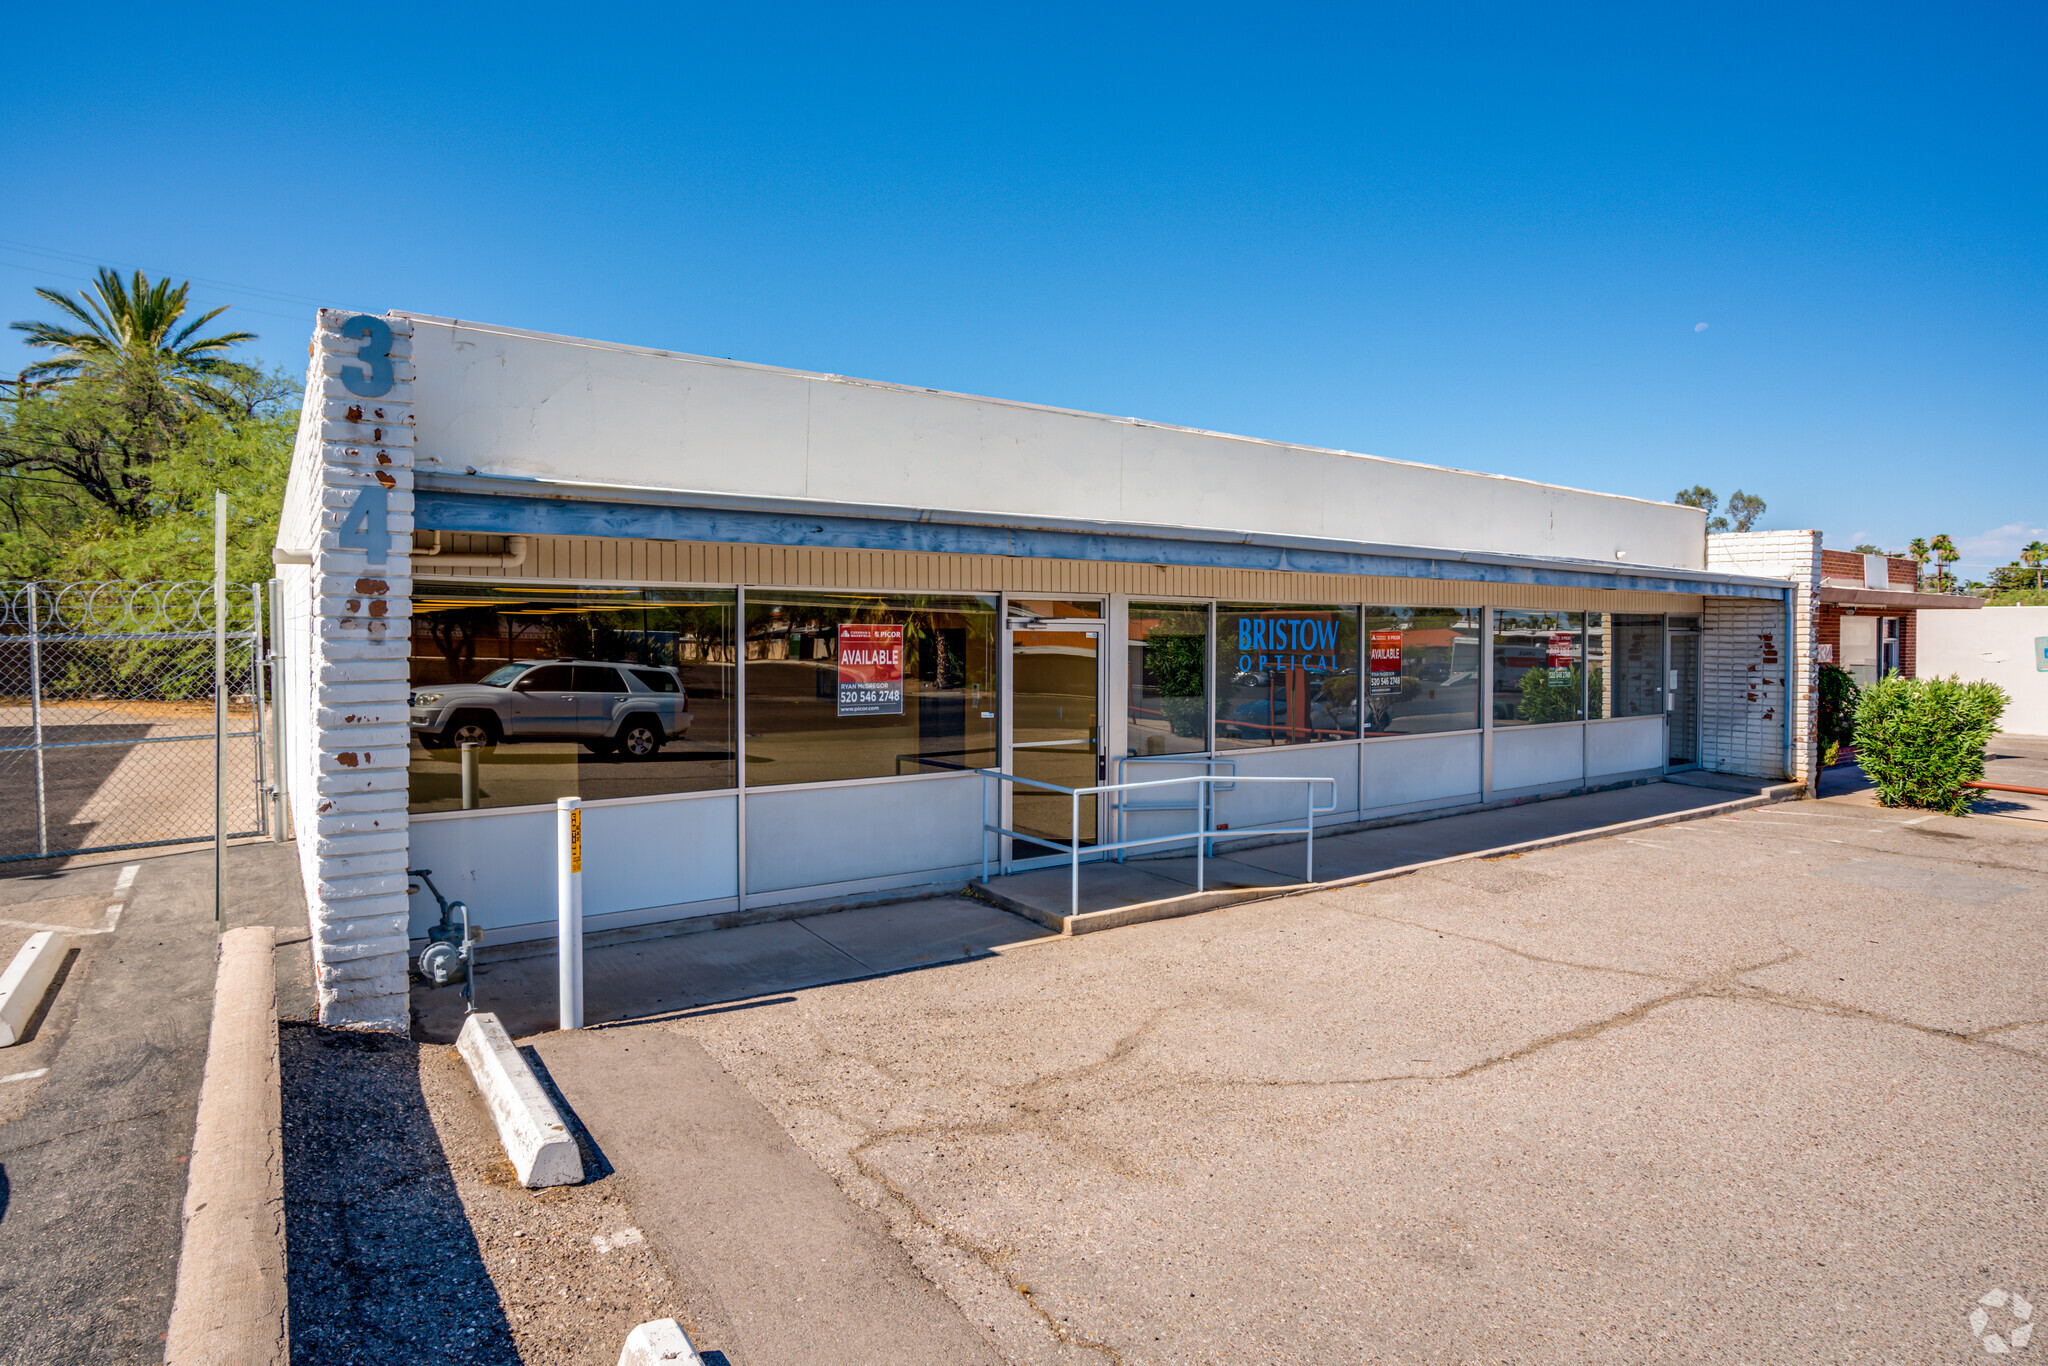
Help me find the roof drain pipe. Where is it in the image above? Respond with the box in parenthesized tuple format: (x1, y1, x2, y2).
(1783, 584, 1798, 790)
(412, 530, 530, 570)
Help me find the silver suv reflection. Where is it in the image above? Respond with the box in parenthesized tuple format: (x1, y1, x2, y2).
(409, 659, 692, 758)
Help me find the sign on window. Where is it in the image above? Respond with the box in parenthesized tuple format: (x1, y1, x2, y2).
(837, 623, 905, 716)
(1369, 629, 1404, 696)
(1547, 631, 1577, 683)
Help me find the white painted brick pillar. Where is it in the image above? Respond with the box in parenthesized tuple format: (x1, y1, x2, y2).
(299, 310, 416, 1030)
(1704, 531, 1822, 791)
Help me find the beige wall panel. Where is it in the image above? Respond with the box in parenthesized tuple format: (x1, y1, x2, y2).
(413, 534, 1709, 612)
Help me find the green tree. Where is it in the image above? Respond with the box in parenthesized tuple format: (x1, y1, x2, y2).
(2022, 539, 2048, 591)
(1515, 664, 1583, 724)
(1929, 534, 1959, 593)
(1725, 489, 1766, 532)
(1675, 485, 1729, 531)
(11, 268, 258, 412)
(2, 267, 288, 584)
(1851, 543, 1884, 555)
(1907, 537, 1931, 590)
(1, 367, 293, 583)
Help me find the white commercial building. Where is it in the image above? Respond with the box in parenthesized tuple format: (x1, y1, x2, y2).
(275, 311, 1806, 1029)
(1917, 606, 2048, 736)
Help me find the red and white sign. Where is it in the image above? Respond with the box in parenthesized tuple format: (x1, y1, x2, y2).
(1547, 630, 1576, 682)
(837, 623, 904, 716)
(1369, 629, 1404, 696)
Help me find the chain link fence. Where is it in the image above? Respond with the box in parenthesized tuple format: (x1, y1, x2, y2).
(0, 581, 272, 862)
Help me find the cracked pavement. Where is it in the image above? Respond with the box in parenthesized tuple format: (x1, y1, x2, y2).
(641, 798, 2047, 1364)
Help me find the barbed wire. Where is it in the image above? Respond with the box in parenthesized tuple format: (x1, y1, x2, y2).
(0, 581, 263, 634)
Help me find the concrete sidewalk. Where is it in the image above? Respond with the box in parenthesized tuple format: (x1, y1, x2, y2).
(979, 773, 1800, 932)
(414, 776, 1800, 1042)
(530, 1027, 1004, 1366)
(412, 895, 1049, 1043)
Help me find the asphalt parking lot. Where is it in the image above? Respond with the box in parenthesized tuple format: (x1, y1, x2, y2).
(608, 795, 2048, 1364)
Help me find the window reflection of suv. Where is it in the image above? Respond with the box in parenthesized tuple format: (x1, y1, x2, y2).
(410, 660, 692, 759)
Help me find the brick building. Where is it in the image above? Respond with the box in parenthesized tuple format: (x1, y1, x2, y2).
(1813, 549, 1981, 686)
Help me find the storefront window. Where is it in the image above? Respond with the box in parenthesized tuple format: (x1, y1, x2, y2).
(1360, 607, 1482, 734)
(1605, 615, 1665, 718)
(742, 591, 999, 787)
(1585, 612, 1608, 719)
(408, 584, 736, 813)
(1127, 603, 1209, 756)
(1493, 610, 1585, 725)
(1214, 604, 1360, 747)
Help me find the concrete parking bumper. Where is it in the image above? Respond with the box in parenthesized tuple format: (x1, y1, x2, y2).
(456, 1010, 584, 1187)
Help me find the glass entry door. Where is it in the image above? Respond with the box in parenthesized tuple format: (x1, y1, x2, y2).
(1667, 621, 1700, 767)
(1009, 621, 1103, 850)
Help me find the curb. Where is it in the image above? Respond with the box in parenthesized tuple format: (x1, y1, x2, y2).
(164, 926, 287, 1366)
(0, 930, 70, 1048)
(456, 1012, 584, 1188)
(618, 1318, 706, 1366)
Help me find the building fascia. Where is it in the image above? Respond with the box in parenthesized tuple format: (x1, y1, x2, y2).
(1818, 585, 1985, 611)
(412, 472, 1791, 600)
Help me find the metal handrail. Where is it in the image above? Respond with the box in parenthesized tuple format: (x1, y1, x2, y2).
(1110, 753, 1238, 863)
(978, 768, 1338, 920)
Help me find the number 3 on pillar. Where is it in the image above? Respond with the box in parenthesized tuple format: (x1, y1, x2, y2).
(336, 314, 395, 397)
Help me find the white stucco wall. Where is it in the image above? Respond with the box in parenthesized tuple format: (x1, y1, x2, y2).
(397, 315, 1708, 570)
(1917, 606, 2048, 736)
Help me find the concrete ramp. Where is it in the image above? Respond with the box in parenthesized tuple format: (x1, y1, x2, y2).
(977, 776, 1805, 934)
(529, 1027, 1003, 1366)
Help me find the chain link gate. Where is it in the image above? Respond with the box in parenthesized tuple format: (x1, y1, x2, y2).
(0, 581, 272, 862)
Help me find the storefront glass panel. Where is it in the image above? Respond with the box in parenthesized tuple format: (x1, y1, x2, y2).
(1010, 625, 1101, 845)
(1126, 603, 1209, 756)
(1605, 614, 1665, 718)
(1493, 610, 1586, 725)
(1214, 604, 1360, 747)
(408, 584, 736, 813)
(1359, 607, 1481, 734)
(742, 591, 1000, 787)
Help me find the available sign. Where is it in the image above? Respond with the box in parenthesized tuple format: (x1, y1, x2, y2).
(1369, 629, 1404, 696)
(837, 623, 904, 716)
(1547, 631, 1577, 683)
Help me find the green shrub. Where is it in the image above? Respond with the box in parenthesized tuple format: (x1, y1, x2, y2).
(1852, 674, 2009, 815)
(1817, 664, 1861, 746)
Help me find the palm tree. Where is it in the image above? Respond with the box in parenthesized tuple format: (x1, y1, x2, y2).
(1930, 534, 1959, 593)
(2023, 540, 2048, 591)
(10, 267, 258, 412)
(1907, 537, 1931, 591)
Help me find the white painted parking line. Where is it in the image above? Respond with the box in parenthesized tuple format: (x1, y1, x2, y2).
(0, 918, 103, 937)
(102, 905, 124, 933)
(2, 1067, 49, 1084)
(113, 864, 139, 894)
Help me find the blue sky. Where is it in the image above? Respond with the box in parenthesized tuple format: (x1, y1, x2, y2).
(3, 4, 2041, 577)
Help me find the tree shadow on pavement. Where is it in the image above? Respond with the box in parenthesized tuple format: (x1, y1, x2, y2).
(280, 1022, 519, 1365)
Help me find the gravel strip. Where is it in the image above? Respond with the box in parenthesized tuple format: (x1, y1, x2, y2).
(282, 1022, 687, 1365)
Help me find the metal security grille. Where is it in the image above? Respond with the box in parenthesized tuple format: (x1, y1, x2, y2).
(0, 581, 270, 862)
